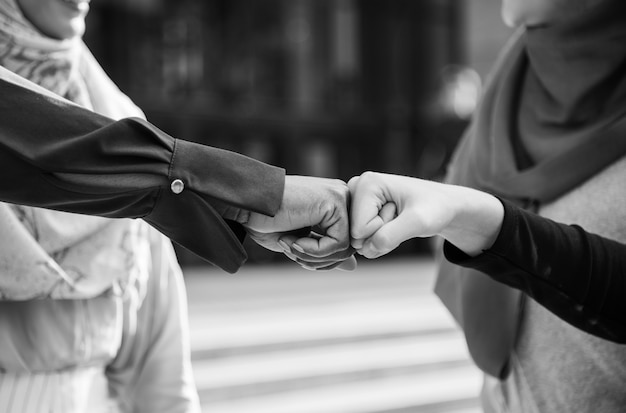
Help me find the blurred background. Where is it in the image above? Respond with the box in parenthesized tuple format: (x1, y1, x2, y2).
(85, 1, 512, 411)
(85, 0, 512, 264)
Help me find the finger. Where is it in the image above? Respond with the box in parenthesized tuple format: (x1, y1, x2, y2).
(337, 256, 357, 271)
(294, 203, 350, 258)
(360, 211, 417, 258)
(351, 201, 397, 248)
(282, 233, 355, 262)
(354, 240, 388, 259)
(318, 261, 350, 271)
(280, 240, 345, 269)
(291, 239, 355, 261)
(296, 257, 348, 270)
(299, 262, 341, 272)
(350, 201, 395, 250)
(351, 215, 385, 245)
(350, 179, 387, 241)
(277, 234, 299, 253)
(347, 175, 360, 192)
(351, 237, 365, 249)
(311, 256, 357, 272)
(379, 202, 397, 224)
(292, 234, 349, 258)
(283, 250, 299, 262)
(356, 242, 386, 259)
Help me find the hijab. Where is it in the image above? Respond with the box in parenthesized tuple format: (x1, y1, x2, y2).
(0, 0, 148, 300)
(435, 0, 626, 378)
(0, 0, 154, 372)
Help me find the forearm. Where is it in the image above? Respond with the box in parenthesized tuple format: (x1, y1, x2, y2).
(0, 79, 284, 217)
(445, 200, 626, 343)
(0, 78, 285, 271)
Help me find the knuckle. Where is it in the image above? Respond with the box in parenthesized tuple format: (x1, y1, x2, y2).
(360, 171, 379, 183)
(317, 200, 334, 218)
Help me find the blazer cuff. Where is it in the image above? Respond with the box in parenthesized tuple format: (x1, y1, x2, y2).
(169, 138, 285, 217)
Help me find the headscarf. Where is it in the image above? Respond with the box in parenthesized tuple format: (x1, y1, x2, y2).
(435, 0, 626, 378)
(0, 0, 147, 300)
(0, 0, 152, 371)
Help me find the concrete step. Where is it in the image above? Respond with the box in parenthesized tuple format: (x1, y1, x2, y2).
(194, 332, 472, 401)
(188, 294, 457, 357)
(184, 258, 482, 413)
(200, 365, 482, 413)
(184, 258, 438, 312)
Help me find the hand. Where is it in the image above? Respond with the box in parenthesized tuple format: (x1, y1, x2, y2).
(348, 172, 504, 258)
(244, 175, 356, 271)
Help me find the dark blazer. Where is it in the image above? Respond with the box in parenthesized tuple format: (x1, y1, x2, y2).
(0, 79, 285, 273)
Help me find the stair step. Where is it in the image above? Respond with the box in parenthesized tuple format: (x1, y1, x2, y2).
(184, 259, 437, 313)
(369, 403, 482, 413)
(190, 329, 451, 360)
(184, 259, 481, 413)
(200, 365, 482, 413)
(194, 332, 469, 390)
(189, 295, 457, 354)
(199, 359, 473, 403)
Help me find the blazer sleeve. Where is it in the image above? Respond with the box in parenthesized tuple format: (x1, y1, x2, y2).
(0, 78, 285, 273)
(444, 200, 626, 343)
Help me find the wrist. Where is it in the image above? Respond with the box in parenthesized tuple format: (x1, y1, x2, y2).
(440, 186, 504, 256)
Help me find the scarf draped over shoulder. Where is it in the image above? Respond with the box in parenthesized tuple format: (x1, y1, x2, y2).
(0, 0, 148, 300)
(435, 0, 626, 378)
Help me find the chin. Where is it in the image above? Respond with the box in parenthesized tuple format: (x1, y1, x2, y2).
(501, 10, 518, 28)
(53, 21, 86, 40)
(71, 22, 86, 38)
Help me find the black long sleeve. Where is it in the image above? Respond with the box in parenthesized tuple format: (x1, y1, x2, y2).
(444, 200, 626, 343)
(0, 78, 285, 273)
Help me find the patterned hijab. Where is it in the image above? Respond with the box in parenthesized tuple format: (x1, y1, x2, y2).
(0, 0, 146, 300)
(435, 0, 626, 378)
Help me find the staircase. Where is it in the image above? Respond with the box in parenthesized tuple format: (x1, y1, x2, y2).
(184, 258, 483, 413)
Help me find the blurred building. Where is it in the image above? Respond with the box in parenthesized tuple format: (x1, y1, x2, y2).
(84, 0, 511, 264)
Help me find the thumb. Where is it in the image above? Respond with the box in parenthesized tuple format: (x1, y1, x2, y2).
(352, 201, 396, 249)
(360, 211, 417, 258)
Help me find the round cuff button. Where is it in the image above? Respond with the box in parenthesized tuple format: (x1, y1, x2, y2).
(170, 179, 185, 194)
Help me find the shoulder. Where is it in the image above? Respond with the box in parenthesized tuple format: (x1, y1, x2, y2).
(540, 155, 626, 240)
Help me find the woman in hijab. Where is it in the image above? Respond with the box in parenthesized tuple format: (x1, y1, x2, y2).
(432, 0, 626, 412)
(0, 0, 200, 411)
